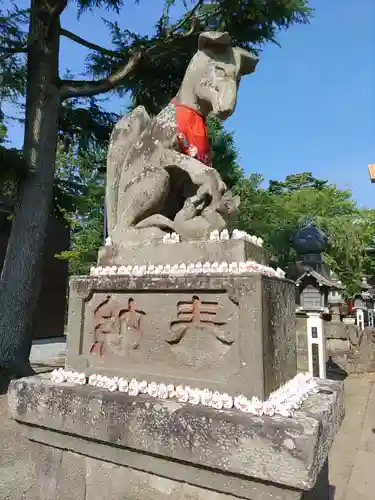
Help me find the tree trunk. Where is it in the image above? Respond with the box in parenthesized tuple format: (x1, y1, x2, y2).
(0, 0, 66, 377)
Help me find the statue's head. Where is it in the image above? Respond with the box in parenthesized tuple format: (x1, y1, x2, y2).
(180, 32, 258, 120)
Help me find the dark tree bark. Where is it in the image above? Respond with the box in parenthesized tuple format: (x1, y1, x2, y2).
(0, 0, 67, 377)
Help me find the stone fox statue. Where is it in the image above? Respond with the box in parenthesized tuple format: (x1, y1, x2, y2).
(106, 31, 258, 245)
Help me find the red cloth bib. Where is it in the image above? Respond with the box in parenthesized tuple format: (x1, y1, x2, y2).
(172, 100, 212, 167)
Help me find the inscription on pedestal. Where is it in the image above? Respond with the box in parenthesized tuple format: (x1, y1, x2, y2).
(167, 295, 233, 368)
(90, 295, 146, 358)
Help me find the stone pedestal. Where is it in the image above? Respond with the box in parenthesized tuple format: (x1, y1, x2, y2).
(66, 273, 296, 400)
(8, 375, 344, 500)
(8, 238, 345, 499)
(368, 309, 374, 327)
(98, 239, 269, 267)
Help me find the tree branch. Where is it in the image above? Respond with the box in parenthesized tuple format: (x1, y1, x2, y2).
(60, 28, 121, 59)
(59, 0, 203, 100)
(0, 45, 27, 55)
(59, 51, 142, 99)
(165, 0, 203, 38)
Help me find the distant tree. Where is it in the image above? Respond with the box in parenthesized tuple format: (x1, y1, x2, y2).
(268, 172, 328, 194)
(235, 171, 373, 296)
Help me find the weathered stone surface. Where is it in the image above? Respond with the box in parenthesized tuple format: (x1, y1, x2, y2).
(23, 442, 332, 500)
(325, 320, 352, 340)
(8, 374, 344, 493)
(65, 273, 296, 400)
(22, 424, 302, 500)
(97, 239, 269, 267)
(84, 456, 301, 500)
(106, 32, 258, 246)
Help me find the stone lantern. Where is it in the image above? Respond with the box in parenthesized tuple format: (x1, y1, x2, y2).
(353, 277, 373, 329)
(288, 222, 339, 378)
(327, 273, 344, 318)
(296, 269, 338, 378)
(297, 270, 332, 312)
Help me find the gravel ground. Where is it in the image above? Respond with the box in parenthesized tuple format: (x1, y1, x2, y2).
(0, 365, 59, 500)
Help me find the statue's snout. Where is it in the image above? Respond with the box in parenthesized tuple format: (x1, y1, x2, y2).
(212, 78, 238, 120)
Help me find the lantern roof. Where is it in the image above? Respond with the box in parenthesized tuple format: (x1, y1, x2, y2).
(296, 269, 340, 289)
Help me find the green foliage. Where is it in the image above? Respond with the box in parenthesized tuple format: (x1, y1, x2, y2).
(54, 143, 106, 275)
(0, 4, 27, 100)
(0, 117, 27, 198)
(53, 105, 375, 298)
(234, 171, 374, 296)
(52, 98, 118, 272)
(207, 116, 243, 189)
(268, 172, 328, 194)
(58, 99, 118, 149)
(0, 3, 28, 198)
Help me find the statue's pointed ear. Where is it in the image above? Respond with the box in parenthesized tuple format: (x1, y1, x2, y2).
(198, 31, 231, 51)
(234, 47, 259, 75)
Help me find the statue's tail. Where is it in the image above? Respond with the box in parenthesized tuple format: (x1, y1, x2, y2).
(106, 106, 150, 236)
(134, 214, 175, 232)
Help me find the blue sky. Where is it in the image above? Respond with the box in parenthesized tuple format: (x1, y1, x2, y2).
(3, 0, 374, 207)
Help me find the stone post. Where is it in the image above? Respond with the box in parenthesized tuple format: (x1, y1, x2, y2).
(306, 312, 326, 378)
(368, 309, 373, 327)
(356, 307, 365, 331)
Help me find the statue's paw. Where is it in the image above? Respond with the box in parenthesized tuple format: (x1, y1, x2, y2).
(219, 190, 240, 215)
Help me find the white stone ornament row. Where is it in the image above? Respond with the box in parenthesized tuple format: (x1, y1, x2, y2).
(161, 229, 263, 247)
(90, 260, 286, 278)
(50, 370, 318, 418)
(162, 232, 181, 244)
(105, 230, 263, 247)
(215, 229, 263, 247)
(51, 370, 87, 385)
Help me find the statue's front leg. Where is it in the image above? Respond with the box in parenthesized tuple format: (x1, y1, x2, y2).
(163, 150, 227, 210)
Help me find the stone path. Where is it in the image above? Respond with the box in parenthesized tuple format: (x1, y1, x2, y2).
(29, 337, 66, 366)
(329, 372, 375, 500)
(0, 370, 374, 500)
